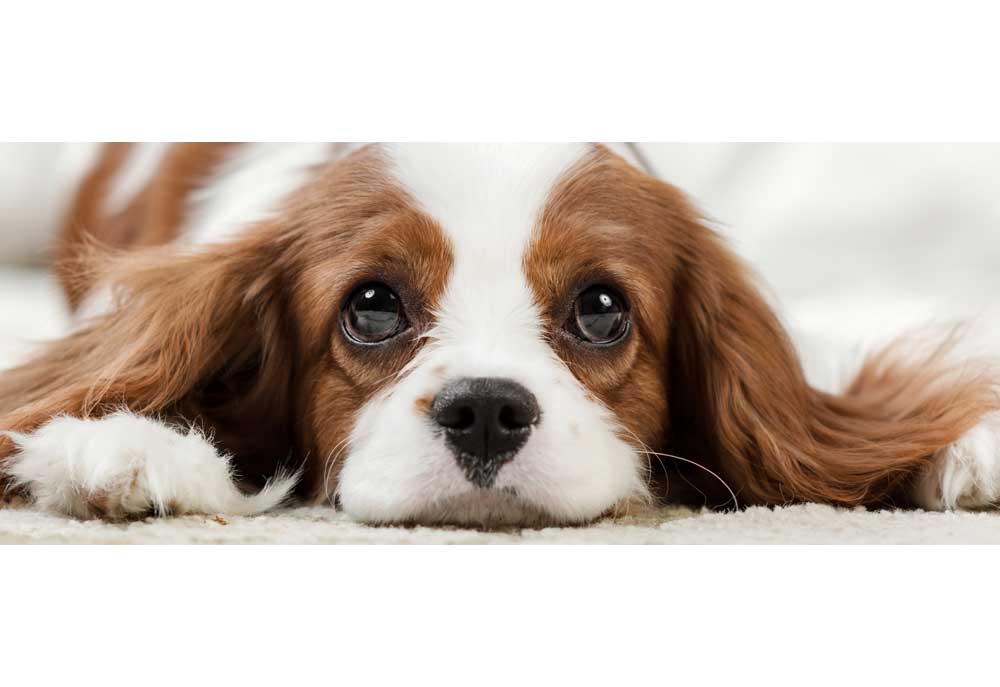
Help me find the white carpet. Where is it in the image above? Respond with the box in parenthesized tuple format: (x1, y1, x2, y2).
(4, 143, 1000, 543)
(5, 503, 1000, 544)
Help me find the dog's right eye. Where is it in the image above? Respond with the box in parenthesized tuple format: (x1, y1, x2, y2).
(342, 282, 406, 344)
(568, 285, 629, 345)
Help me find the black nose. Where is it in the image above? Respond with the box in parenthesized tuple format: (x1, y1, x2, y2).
(431, 377, 540, 488)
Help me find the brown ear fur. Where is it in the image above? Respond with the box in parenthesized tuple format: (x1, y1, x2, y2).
(664, 220, 999, 508)
(0, 231, 299, 492)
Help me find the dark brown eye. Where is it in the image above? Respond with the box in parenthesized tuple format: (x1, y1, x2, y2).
(569, 285, 628, 344)
(343, 282, 405, 344)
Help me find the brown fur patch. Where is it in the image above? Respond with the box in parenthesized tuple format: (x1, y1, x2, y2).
(414, 393, 435, 415)
(525, 147, 676, 452)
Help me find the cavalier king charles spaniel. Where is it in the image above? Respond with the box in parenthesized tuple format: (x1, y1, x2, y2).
(1, 143, 997, 526)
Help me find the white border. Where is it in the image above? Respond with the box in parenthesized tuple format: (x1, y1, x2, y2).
(4, 545, 1000, 685)
(2, 1, 999, 140)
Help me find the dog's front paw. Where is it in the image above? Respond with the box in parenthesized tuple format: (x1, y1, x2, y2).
(913, 414, 1000, 510)
(3, 412, 295, 519)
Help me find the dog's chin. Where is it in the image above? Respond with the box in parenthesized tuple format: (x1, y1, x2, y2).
(356, 489, 608, 530)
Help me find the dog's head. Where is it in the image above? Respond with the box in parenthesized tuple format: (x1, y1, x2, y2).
(272, 143, 739, 525)
(302, 144, 671, 525)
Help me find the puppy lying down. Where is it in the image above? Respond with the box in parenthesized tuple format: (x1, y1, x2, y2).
(1, 143, 997, 526)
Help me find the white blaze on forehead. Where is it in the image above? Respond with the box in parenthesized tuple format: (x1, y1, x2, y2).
(385, 143, 589, 363)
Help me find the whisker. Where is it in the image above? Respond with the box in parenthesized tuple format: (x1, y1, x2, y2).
(635, 448, 739, 511)
(322, 437, 352, 504)
(618, 425, 676, 504)
(619, 424, 735, 510)
(643, 448, 672, 502)
(671, 462, 709, 505)
(622, 426, 712, 507)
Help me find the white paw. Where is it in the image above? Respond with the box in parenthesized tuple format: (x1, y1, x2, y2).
(913, 414, 1000, 510)
(3, 412, 296, 519)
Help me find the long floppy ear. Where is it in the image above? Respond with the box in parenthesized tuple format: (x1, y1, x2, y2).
(0, 232, 299, 491)
(663, 219, 999, 508)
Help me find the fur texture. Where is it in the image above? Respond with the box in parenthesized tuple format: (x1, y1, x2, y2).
(3, 412, 296, 519)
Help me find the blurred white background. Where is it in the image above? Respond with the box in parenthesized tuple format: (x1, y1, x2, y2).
(642, 144, 1000, 387)
(2, 144, 999, 383)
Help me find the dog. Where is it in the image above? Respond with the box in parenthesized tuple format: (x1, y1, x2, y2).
(0, 143, 997, 526)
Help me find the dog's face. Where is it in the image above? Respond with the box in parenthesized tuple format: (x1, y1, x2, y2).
(278, 144, 686, 526)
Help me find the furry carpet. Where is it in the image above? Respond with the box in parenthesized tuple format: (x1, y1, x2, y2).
(4, 503, 1000, 544)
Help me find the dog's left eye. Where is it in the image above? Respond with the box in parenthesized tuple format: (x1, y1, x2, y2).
(343, 282, 405, 344)
(569, 285, 629, 344)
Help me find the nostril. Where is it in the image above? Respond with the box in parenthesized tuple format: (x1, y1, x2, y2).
(498, 404, 534, 431)
(437, 403, 477, 431)
(452, 405, 476, 431)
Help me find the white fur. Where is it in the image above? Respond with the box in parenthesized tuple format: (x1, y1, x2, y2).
(336, 144, 648, 526)
(4, 412, 295, 519)
(914, 413, 1000, 510)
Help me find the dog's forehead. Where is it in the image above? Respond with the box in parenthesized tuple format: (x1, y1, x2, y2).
(383, 143, 591, 255)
